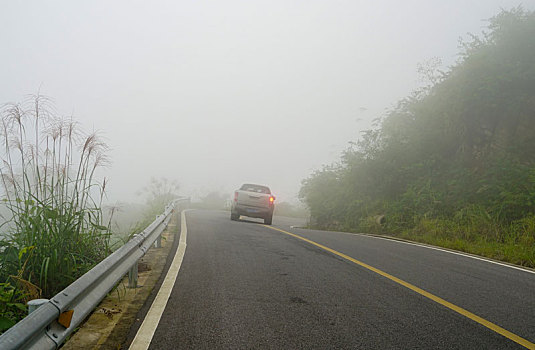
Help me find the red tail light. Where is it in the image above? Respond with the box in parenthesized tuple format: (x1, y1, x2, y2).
(269, 196, 275, 204)
(234, 191, 238, 202)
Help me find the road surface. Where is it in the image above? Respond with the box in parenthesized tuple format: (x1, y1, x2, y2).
(129, 210, 535, 349)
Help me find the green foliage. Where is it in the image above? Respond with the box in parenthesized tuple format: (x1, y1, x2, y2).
(102, 203, 154, 248)
(128, 177, 180, 244)
(0, 94, 111, 330)
(300, 8, 535, 266)
(0, 282, 27, 333)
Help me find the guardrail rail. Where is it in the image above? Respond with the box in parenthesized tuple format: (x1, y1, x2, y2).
(0, 198, 189, 350)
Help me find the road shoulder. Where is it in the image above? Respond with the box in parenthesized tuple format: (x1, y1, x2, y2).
(61, 213, 180, 350)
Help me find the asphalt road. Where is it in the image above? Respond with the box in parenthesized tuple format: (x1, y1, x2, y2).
(144, 210, 534, 349)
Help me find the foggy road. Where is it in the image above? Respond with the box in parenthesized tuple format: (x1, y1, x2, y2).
(3, 3, 535, 349)
(133, 210, 535, 349)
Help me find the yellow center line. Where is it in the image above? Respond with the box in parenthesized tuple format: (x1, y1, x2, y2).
(265, 225, 535, 350)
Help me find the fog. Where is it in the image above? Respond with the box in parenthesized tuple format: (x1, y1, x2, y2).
(0, 0, 528, 204)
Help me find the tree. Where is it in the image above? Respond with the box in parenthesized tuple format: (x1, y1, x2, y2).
(138, 177, 180, 212)
(300, 7, 535, 233)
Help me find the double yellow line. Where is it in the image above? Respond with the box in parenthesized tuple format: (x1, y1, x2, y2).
(265, 225, 535, 349)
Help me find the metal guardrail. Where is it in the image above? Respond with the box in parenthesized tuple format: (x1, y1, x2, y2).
(0, 198, 190, 350)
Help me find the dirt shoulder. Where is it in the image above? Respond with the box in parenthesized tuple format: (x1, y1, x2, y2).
(62, 212, 180, 350)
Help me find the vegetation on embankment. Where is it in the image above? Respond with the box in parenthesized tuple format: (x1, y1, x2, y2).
(299, 7, 535, 268)
(121, 177, 181, 242)
(0, 95, 112, 332)
(0, 102, 182, 333)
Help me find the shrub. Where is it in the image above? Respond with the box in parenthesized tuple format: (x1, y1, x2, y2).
(0, 95, 111, 299)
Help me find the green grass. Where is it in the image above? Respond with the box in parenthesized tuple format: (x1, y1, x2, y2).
(309, 212, 535, 268)
(386, 215, 535, 268)
(394, 231, 535, 268)
(0, 95, 112, 332)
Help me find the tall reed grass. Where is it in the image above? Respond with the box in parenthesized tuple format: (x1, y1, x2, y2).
(0, 95, 111, 305)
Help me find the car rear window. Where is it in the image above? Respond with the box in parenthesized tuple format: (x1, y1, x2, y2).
(240, 184, 271, 194)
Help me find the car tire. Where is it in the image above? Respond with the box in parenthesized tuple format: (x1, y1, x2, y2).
(264, 215, 272, 225)
(230, 213, 239, 221)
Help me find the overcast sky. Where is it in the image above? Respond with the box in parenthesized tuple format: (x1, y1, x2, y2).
(1, 1, 531, 204)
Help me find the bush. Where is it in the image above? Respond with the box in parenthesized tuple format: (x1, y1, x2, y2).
(299, 8, 535, 267)
(0, 95, 111, 301)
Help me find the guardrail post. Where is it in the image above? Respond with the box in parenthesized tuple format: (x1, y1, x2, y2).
(128, 261, 138, 288)
(154, 235, 162, 248)
(27, 299, 49, 315)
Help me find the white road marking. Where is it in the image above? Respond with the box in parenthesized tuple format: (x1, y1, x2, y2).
(292, 228, 535, 275)
(129, 210, 190, 350)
